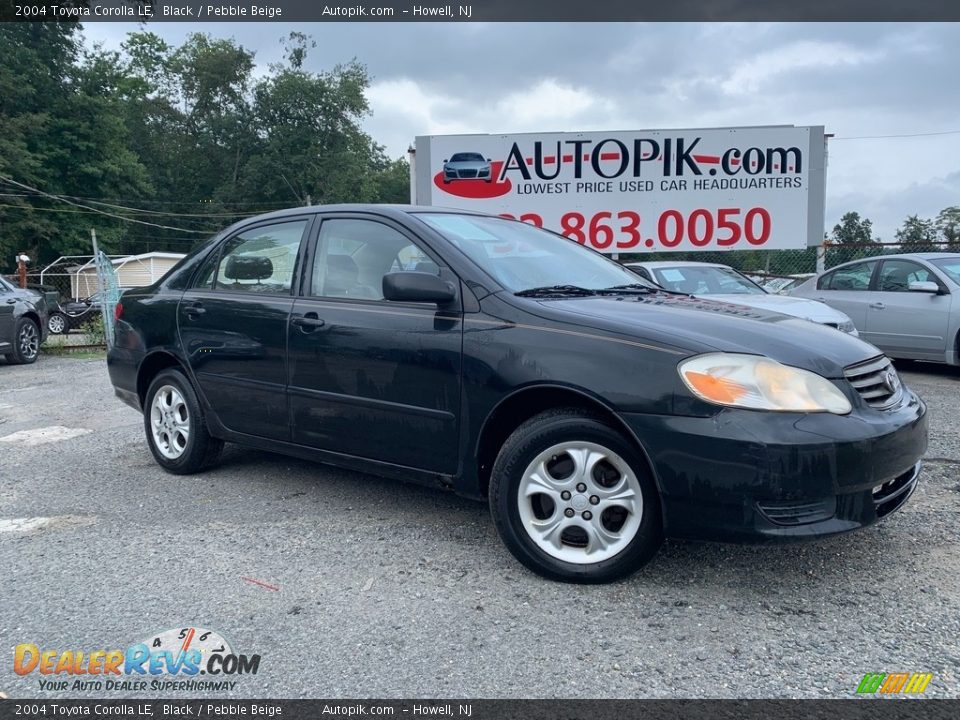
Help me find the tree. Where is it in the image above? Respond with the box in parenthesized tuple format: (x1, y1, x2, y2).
(936, 206, 960, 246)
(831, 211, 876, 245)
(828, 211, 879, 266)
(895, 214, 939, 246)
(0, 24, 151, 265)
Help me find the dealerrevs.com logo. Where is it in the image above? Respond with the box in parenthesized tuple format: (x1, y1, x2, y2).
(13, 627, 260, 693)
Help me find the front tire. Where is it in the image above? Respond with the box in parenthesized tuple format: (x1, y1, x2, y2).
(5, 318, 40, 364)
(489, 408, 662, 583)
(144, 368, 223, 474)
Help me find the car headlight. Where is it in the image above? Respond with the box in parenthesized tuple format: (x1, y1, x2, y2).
(678, 353, 852, 414)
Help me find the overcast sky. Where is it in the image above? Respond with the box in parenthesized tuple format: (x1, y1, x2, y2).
(83, 22, 960, 242)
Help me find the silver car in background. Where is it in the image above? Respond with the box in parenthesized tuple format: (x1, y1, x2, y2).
(791, 253, 960, 365)
(442, 152, 493, 183)
(626, 261, 859, 335)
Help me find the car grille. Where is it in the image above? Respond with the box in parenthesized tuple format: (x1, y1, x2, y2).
(459, 169, 478, 178)
(873, 463, 921, 518)
(843, 356, 903, 409)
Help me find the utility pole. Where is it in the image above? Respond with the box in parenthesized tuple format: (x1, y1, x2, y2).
(16, 252, 28, 288)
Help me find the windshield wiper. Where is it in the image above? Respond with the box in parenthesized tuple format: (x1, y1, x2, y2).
(599, 283, 657, 294)
(603, 283, 690, 296)
(515, 284, 597, 298)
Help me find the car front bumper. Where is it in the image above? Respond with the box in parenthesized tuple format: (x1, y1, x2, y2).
(620, 390, 928, 542)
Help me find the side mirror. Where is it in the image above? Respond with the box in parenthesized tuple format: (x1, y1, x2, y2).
(443, 159, 449, 163)
(383, 271, 456, 304)
(908, 281, 940, 294)
(486, 158, 492, 162)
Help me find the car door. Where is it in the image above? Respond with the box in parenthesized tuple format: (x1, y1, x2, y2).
(287, 214, 462, 473)
(178, 217, 312, 440)
(0, 279, 16, 352)
(863, 258, 951, 359)
(807, 259, 879, 332)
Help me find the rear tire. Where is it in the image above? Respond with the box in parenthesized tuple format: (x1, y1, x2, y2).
(144, 368, 223, 474)
(47, 312, 69, 335)
(489, 408, 662, 583)
(5, 318, 40, 364)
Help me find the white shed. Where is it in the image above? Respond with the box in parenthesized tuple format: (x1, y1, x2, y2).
(69, 252, 186, 299)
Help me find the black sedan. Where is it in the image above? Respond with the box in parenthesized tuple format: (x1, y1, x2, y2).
(1, 276, 48, 364)
(107, 206, 927, 582)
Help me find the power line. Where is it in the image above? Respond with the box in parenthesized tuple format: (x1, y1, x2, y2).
(834, 129, 960, 140)
(0, 175, 223, 234)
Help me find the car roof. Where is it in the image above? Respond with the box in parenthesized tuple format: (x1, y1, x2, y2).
(822, 252, 960, 273)
(625, 261, 729, 269)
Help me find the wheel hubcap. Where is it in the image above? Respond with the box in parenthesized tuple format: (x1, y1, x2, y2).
(19, 323, 38, 359)
(150, 385, 190, 460)
(517, 441, 643, 564)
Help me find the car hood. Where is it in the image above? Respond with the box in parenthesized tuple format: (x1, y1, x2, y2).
(526, 294, 879, 378)
(699, 293, 852, 324)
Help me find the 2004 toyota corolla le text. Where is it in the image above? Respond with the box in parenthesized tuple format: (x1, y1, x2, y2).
(106, 206, 927, 583)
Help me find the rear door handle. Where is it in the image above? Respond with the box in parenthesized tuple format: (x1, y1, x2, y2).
(183, 302, 206, 318)
(5, 299, 15, 305)
(869, 302, 885, 310)
(292, 312, 325, 332)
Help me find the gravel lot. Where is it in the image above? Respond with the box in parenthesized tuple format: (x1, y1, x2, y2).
(1, 354, 958, 699)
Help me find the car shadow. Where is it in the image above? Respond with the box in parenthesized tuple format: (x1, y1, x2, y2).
(209, 444, 929, 594)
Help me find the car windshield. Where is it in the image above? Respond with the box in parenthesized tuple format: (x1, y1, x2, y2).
(650, 266, 766, 295)
(416, 214, 655, 293)
(931, 258, 960, 285)
(449, 153, 484, 162)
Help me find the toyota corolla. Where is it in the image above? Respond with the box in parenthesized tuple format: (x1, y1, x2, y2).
(107, 206, 927, 583)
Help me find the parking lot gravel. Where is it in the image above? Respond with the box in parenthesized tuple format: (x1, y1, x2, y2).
(1, 355, 958, 698)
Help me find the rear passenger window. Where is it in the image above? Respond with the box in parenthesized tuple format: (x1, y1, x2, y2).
(195, 221, 308, 294)
(819, 261, 875, 291)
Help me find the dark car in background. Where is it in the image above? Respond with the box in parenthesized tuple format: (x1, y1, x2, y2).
(48, 288, 133, 334)
(0, 276, 48, 364)
(108, 206, 927, 583)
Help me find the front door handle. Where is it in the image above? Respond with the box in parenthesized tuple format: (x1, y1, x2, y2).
(869, 302, 885, 310)
(292, 312, 325, 332)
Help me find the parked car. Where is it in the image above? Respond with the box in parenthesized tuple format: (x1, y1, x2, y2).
(48, 288, 132, 334)
(791, 253, 960, 365)
(626, 261, 858, 335)
(0, 276, 48, 364)
(760, 274, 816, 295)
(442, 152, 493, 183)
(108, 206, 927, 583)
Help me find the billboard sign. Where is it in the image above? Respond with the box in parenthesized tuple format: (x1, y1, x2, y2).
(414, 126, 826, 253)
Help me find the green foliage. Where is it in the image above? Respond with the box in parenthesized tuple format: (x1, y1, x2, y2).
(81, 312, 106, 346)
(0, 26, 409, 271)
(895, 214, 939, 247)
(936, 206, 960, 245)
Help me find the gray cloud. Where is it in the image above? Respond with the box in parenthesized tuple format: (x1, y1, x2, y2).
(81, 21, 960, 241)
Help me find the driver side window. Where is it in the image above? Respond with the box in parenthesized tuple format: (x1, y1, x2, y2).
(311, 219, 439, 301)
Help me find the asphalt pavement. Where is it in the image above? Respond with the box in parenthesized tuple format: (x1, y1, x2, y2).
(1, 355, 958, 698)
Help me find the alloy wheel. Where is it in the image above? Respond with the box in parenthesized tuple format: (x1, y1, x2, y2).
(517, 441, 643, 564)
(150, 385, 191, 460)
(18, 322, 39, 360)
